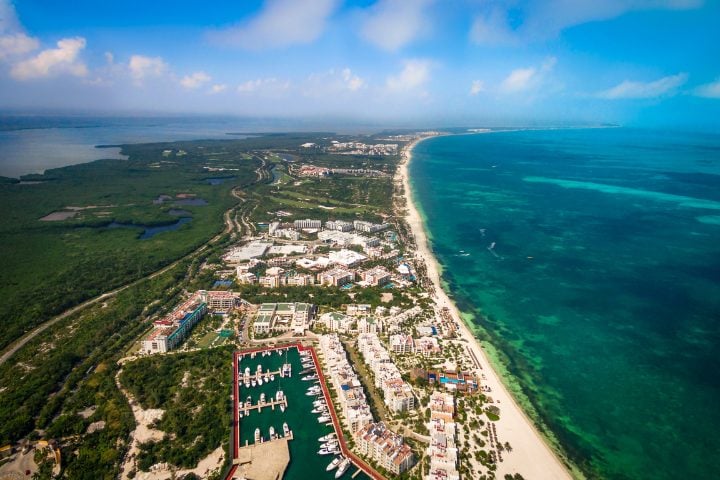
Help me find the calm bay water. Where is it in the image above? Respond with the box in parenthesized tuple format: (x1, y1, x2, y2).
(410, 128, 720, 479)
(0, 116, 257, 178)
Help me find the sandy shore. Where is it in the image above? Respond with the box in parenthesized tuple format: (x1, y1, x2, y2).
(399, 136, 574, 480)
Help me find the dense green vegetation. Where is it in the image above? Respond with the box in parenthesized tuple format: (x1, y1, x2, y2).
(0, 141, 260, 351)
(120, 347, 233, 471)
(0, 260, 190, 476)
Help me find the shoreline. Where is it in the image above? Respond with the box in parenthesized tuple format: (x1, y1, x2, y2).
(398, 135, 577, 479)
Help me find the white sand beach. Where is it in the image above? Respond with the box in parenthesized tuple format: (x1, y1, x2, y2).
(399, 136, 574, 480)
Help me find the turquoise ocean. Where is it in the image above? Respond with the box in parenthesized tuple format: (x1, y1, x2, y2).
(409, 128, 720, 479)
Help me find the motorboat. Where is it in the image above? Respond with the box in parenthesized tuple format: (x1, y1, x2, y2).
(269, 426, 276, 440)
(275, 390, 284, 401)
(318, 446, 339, 455)
(280, 405, 285, 413)
(312, 407, 327, 414)
(283, 422, 290, 437)
(244, 367, 250, 377)
(302, 374, 318, 381)
(326, 456, 342, 471)
(270, 374, 275, 381)
(321, 440, 338, 450)
(319, 433, 336, 442)
(257, 377, 263, 386)
(254, 428, 261, 443)
(260, 393, 266, 403)
(335, 458, 350, 478)
(251, 379, 256, 387)
(317, 415, 331, 423)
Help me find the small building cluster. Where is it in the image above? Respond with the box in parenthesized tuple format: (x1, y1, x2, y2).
(357, 333, 415, 412)
(426, 392, 460, 480)
(326, 141, 399, 156)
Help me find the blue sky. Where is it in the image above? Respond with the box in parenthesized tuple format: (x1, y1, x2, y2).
(0, 0, 719, 127)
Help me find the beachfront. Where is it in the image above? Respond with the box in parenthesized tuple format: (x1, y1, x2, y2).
(398, 136, 575, 480)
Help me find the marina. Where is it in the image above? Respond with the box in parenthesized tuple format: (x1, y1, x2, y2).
(227, 344, 378, 480)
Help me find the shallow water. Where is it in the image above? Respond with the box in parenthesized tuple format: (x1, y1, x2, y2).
(410, 128, 720, 479)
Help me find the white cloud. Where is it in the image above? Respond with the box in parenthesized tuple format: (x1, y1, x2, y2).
(597, 73, 688, 99)
(237, 77, 290, 94)
(360, 0, 433, 51)
(500, 57, 555, 93)
(0, 32, 38, 59)
(10, 37, 88, 80)
(0, 1, 40, 60)
(209, 83, 227, 94)
(470, 80, 484, 95)
(341, 68, 364, 91)
(470, 0, 703, 46)
(694, 78, 720, 98)
(104, 52, 114, 64)
(180, 71, 211, 89)
(209, 0, 338, 50)
(386, 59, 431, 91)
(128, 55, 168, 83)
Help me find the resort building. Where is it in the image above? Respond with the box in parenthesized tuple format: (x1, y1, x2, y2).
(319, 267, 355, 287)
(360, 266, 392, 286)
(328, 249, 368, 267)
(293, 218, 322, 229)
(317, 230, 380, 250)
(353, 220, 390, 233)
(426, 392, 459, 480)
(237, 272, 257, 284)
(357, 316, 383, 334)
(346, 304, 372, 316)
(319, 312, 354, 333)
(224, 241, 272, 263)
(141, 293, 207, 353)
(319, 335, 374, 433)
(324, 220, 354, 232)
(252, 302, 315, 335)
(199, 290, 241, 312)
(415, 337, 442, 357)
(389, 334, 415, 354)
(354, 422, 415, 475)
(357, 333, 415, 412)
(423, 369, 480, 395)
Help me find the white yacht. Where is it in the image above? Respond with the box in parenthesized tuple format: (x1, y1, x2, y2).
(254, 428, 261, 443)
(283, 422, 290, 437)
(269, 426, 276, 440)
(335, 458, 350, 478)
(317, 415, 331, 424)
(319, 433, 336, 442)
(326, 456, 342, 471)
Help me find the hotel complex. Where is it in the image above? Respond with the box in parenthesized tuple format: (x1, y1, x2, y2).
(141, 292, 208, 354)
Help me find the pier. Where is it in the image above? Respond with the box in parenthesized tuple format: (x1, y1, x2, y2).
(239, 397, 288, 415)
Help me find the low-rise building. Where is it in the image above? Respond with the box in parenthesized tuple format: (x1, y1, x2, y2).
(325, 220, 354, 232)
(346, 304, 372, 316)
(142, 293, 207, 353)
(357, 333, 415, 412)
(390, 334, 414, 354)
(360, 266, 392, 286)
(415, 336, 441, 357)
(224, 241, 272, 263)
(354, 422, 415, 475)
(426, 392, 459, 480)
(200, 290, 241, 312)
(294, 218, 322, 229)
(328, 249, 368, 267)
(252, 302, 315, 334)
(319, 267, 355, 287)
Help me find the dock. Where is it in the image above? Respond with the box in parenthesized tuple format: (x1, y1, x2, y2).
(240, 397, 288, 415)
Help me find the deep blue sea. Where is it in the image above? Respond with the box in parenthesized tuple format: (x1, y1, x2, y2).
(410, 128, 720, 479)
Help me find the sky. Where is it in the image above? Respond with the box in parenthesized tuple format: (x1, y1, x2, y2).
(0, 0, 719, 127)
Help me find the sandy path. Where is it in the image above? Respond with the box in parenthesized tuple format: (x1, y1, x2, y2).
(399, 136, 575, 480)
